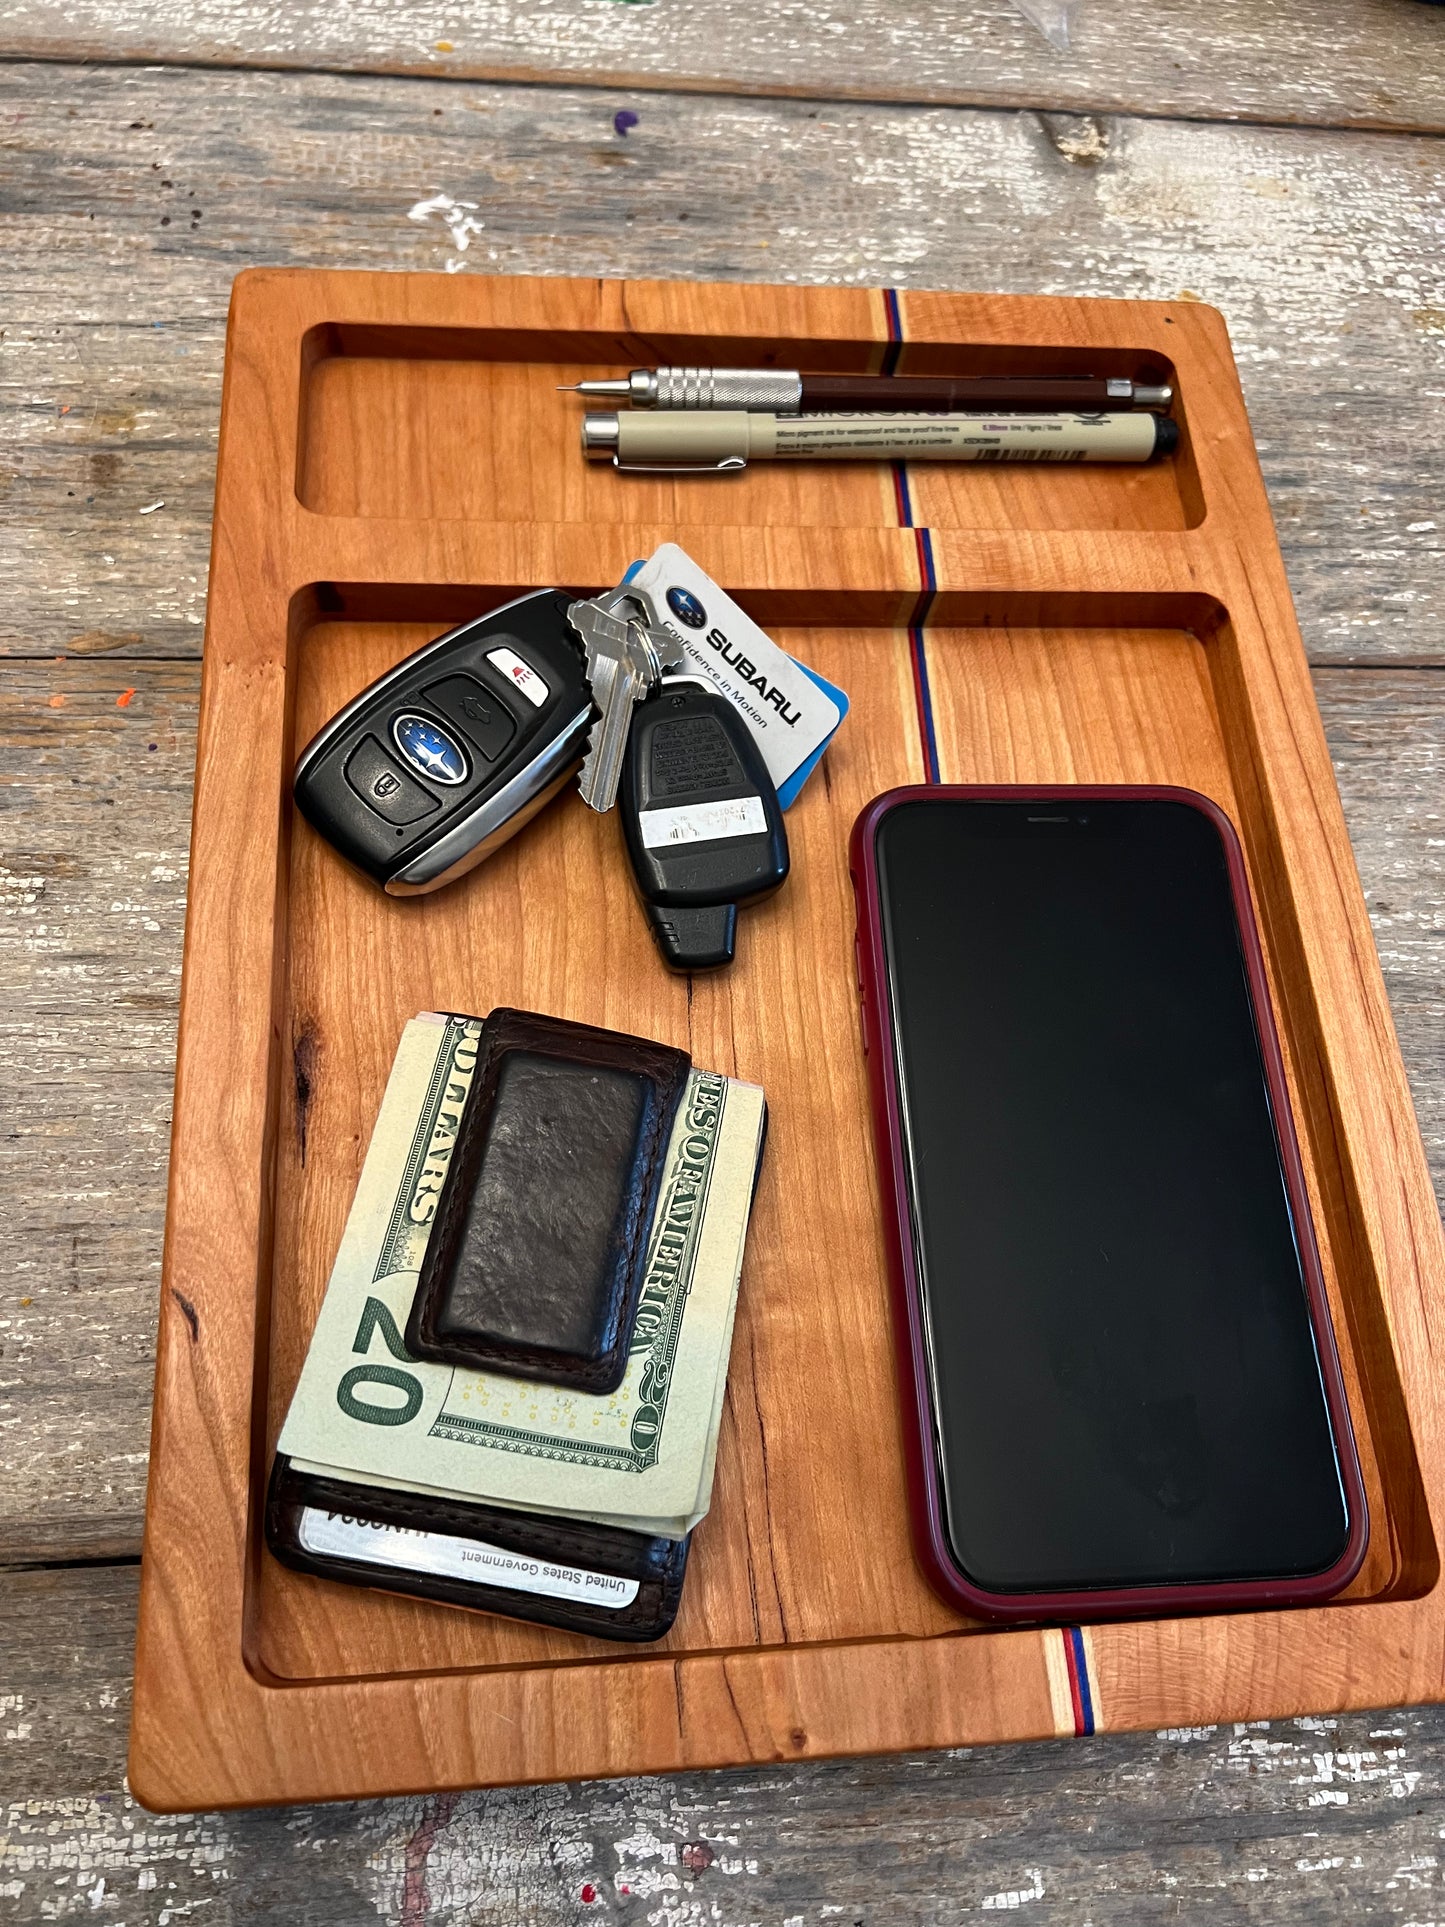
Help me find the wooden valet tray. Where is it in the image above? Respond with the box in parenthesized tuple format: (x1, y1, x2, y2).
(131, 269, 1445, 1812)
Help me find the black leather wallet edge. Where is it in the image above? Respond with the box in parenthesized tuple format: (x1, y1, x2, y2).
(404, 1006, 691, 1392)
(265, 1454, 691, 1644)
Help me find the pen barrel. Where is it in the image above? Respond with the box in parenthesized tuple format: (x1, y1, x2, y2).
(609, 412, 754, 466)
(766, 413, 1170, 462)
(801, 375, 1123, 410)
(599, 412, 1174, 467)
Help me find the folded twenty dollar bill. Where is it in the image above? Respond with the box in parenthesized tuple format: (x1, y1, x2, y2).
(277, 1013, 766, 1540)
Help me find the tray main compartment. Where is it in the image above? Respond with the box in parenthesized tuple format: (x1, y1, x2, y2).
(131, 271, 1445, 1810)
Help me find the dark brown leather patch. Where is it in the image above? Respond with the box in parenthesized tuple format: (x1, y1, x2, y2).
(405, 1007, 690, 1392)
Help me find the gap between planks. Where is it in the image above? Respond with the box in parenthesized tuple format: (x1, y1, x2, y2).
(4, 48, 1445, 145)
(3, 0, 1445, 138)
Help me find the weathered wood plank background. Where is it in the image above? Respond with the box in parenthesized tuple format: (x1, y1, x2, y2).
(2, 2, 1444, 1917)
(1, 0, 1442, 130)
(5, 66, 1443, 663)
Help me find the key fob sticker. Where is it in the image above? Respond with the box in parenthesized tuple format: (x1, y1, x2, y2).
(639, 795, 769, 849)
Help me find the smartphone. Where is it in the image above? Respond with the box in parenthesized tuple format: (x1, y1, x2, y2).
(850, 786, 1366, 1623)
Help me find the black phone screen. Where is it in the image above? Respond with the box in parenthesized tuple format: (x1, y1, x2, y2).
(875, 796, 1352, 1595)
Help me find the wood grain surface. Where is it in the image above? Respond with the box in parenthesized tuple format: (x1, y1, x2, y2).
(106, 268, 1441, 1806)
(3, 658, 1441, 1573)
(3, 11, 1445, 1917)
(1, 0, 1443, 132)
(3, 64, 1442, 661)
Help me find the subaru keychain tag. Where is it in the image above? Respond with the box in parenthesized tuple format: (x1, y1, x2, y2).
(292, 591, 594, 895)
(622, 543, 849, 808)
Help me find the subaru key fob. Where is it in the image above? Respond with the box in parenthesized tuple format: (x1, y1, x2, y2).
(293, 591, 593, 895)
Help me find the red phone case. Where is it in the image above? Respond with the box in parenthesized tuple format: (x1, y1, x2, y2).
(849, 783, 1369, 1625)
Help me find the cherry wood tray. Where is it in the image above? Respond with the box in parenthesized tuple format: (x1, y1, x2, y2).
(130, 268, 1445, 1811)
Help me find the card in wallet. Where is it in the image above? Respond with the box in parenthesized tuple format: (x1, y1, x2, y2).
(404, 1007, 691, 1393)
(266, 1455, 691, 1643)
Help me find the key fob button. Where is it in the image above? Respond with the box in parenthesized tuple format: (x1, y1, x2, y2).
(484, 645, 550, 708)
(421, 675, 518, 763)
(344, 737, 441, 825)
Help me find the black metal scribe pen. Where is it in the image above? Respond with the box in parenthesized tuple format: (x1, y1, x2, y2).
(561, 368, 1173, 412)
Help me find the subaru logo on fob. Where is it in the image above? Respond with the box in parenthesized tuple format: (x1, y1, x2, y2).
(666, 586, 707, 630)
(391, 713, 468, 785)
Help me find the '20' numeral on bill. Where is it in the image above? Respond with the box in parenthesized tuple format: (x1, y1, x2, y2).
(336, 1296, 423, 1427)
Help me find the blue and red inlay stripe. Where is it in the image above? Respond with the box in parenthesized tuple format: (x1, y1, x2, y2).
(885, 294, 940, 783)
(1064, 1626, 1096, 1736)
(886, 292, 1100, 1738)
(887, 383, 940, 784)
(881, 286, 904, 376)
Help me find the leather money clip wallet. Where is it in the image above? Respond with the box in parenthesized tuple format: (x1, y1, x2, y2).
(405, 1007, 692, 1392)
(266, 1008, 699, 1644)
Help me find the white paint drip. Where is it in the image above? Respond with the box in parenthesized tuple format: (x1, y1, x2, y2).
(1228, 1732, 1296, 1773)
(2, 1797, 233, 1909)
(982, 1870, 1044, 1909)
(361, 1787, 589, 1919)
(408, 189, 486, 273)
(1, 872, 46, 912)
(1294, 1746, 1423, 1803)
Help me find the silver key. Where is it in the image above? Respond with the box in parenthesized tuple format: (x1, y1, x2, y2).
(567, 587, 684, 811)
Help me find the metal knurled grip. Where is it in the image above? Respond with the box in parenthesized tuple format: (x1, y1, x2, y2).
(651, 366, 803, 411)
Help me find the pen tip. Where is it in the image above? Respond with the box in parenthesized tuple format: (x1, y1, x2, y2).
(556, 383, 580, 392)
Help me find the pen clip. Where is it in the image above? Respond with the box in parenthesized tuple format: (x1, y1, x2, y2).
(612, 455, 748, 475)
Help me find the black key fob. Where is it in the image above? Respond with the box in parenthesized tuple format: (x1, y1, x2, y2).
(293, 592, 593, 895)
(619, 677, 789, 970)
